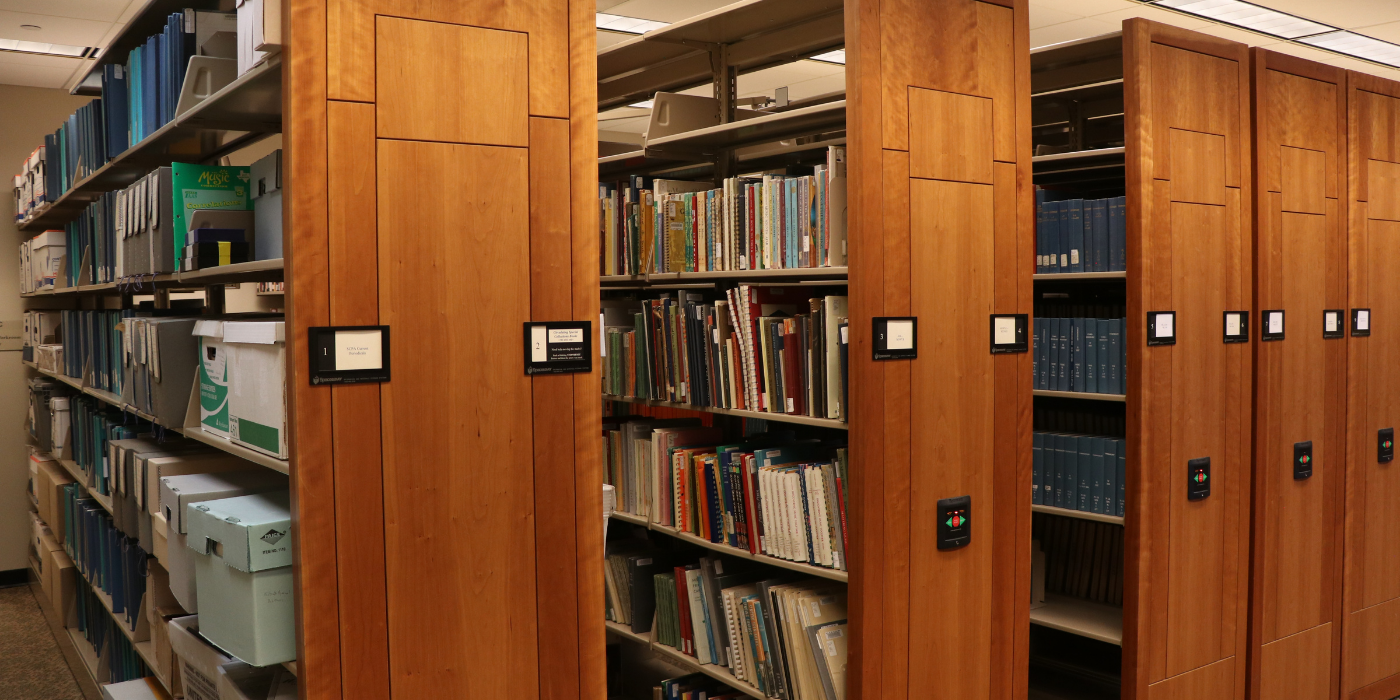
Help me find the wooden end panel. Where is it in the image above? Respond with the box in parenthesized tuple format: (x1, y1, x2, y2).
(375, 18, 529, 146)
(1357, 219, 1400, 611)
(1344, 598, 1400, 693)
(908, 87, 994, 184)
(880, 149, 911, 699)
(1147, 656, 1237, 700)
(327, 100, 391, 700)
(906, 178, 995, 700)
(1259, 65, 1343, 199)
(1367, 160, 1400, 221)
(327, 0, 374, 102)
(1164, 201, 1232, 678)
(376, 140, 539, 698)
(976, 1, 1016, 164)
(1168, 129, 1226, 205)
(1258, 624, 1334, 700)
(285, 0, 341, 696)
(1149, 42, 1242, 188)
(1280, 147, 1328, 215)
(529, 116, 581, 700)
(1351, 89, 1400, 202)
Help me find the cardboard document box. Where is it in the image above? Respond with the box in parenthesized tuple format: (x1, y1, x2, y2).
(160, 471, 287, 614)
(225, 321, 287, 459)
(194, 320, 230, 438)
(187, 492, 294, 666)
(169, 615, 235, 700)
(44, 546, 76, 625)
(100, 678, 170, 700)
(128, 317, 199, 427)
(216, 661, 279, 700)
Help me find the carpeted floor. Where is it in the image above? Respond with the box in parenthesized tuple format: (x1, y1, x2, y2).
(0, 585, 84, 700)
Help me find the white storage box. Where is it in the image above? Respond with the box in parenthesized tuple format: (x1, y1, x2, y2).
(225, 321, 287, 459)
(169, 615, 236, 700)
(194, 320, 230, 438)
(187, 492, 294, 666)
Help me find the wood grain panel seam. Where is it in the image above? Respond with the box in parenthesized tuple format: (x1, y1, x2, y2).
(330, 99, 374, 105)
(371, 13, 529, 36)
(377, 136, 529, 149)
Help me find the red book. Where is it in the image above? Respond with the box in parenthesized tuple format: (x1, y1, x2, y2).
(836, 474, 849, 557)
(782, 322, 804, 415)
(693, 453, 709, 539)
(673, 565, 693, 655)
(740, 454, 761, 554)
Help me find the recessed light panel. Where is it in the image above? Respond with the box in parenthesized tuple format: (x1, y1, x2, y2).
(595, 13, 669, 35)
(1300, 31, 1400, 67)
(1153, 0, 1333, 39)
(0, 39, 91, 58)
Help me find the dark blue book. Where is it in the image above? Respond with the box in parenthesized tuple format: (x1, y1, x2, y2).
(1032, 317, 1039, 389)
(1120, 317, 1128, 394)
(1110, 196, 1127, 272)
(1083, 200, 1097, 273)
(1107, 319, 1122, 395)
(1097, 319, 1111, 393)
(1038, 318, 1050, 390)
(1077, 436, 1092, 511)
(1054, 434, 1070, 509)
(1103, 438, 1118, 516)
(1048, 201, 1064, 272)
(1032, 433, 1043, 505)
(1091, 438, 1106, 514)
(1071, 318, 1086, 393)
(1065, 199, 1085, 273)
(189, 228, 247, 243)
(1050, 318, 1064, 391)
(1092, 199, 1109, 272)
(143, 36, 158, 138)
(1084, 319, 1098, 394)
(1117, 440, 1127, 517)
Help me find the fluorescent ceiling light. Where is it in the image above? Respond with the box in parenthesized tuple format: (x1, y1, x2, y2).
(0, 39, 92, 58)
(1300, 31, 1400, 67)
(595, 13, 669, 35)
(628, 100, 654, 109)
(809, 49, 845, 65)
(1152, 0, 1332, 39)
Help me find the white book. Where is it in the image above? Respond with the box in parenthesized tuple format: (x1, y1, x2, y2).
(685, 568, 714, 664)
(823, 296, 849, 419)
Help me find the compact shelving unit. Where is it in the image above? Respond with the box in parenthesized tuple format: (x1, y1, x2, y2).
(597, 1, 849, 696)
(20, 3, 291, 692)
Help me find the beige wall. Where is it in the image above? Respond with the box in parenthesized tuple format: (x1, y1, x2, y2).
(1, 84, 91, 571)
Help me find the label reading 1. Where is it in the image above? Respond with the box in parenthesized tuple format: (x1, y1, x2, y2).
(936, 496, 972, 550)
(309, 326, 390, 385)
(1294, 441, 1313, 480)
(524, 321, 592, 375)
(1187, 457, 1211, 501)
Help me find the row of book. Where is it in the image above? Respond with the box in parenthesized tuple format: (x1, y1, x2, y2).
(1033, 316, 1127, 396)
(60, 310, 131, 393)
(1035, 513, 1124, 607)
(13, 147, 46, 222)
(600, 146, 847, 276)
(75, 584, 153, 684)
(1035, 195, 1127, 274)
(605, 420, 850, 572)
(1033, 432, 1126, 518)
(605, 547, 847, 700)
(61, 481, 149, 633)
(71, 397, 153, 498)
(654, 673, 751, 700)
(602, 288, 849, 421)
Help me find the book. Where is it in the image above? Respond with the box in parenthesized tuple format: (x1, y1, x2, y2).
(1032, 433, 1043, 506)
(1109, 196, 1127, 272)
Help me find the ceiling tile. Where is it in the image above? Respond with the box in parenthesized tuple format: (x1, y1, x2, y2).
(1031, 4, 1084, 30)
(0, 61, 77, 88)
(0, 51, 82, 69)
(1031, 17, 1120, 49)
(1089, 5, 1212, 31)
(0, 11, 113, 46)
(1248, 0, 1400, 31)
(1031, 0, 1137, 20)
(0, 0, 131, 23)
(1356, 21, 1400, 44)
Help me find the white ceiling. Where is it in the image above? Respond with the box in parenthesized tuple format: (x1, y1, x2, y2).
(0, 0, 140, 89)
(599, 0, 1400, 136)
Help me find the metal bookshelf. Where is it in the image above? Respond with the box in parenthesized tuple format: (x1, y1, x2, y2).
(606, 395, 847, 430)
(1032, 390, 1126, 403)
(1032, 504, 1124, 526)
(1030, 594, 1123, 646)
(20, 55, 282, 232)
(605, 621, 765, 700)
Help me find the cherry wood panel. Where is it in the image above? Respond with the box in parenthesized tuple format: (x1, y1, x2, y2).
(327, 100, 392, 700)
(908, 176, 995, 700)
(377, 140, 538, 698)
(1248, 49, 1346, 700)
(375, 19, 528, 146)
(1344, 71, 1400, 699)
(849, 1, 1030, 698)
(285, 1, 342, 698)
(1123, 18, 1253, 700)
(1259, 624, 1335, 700)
